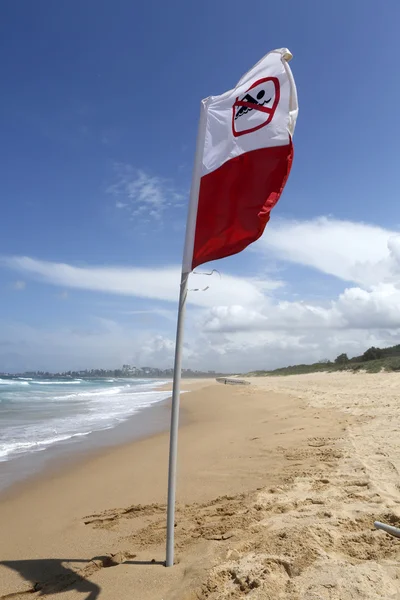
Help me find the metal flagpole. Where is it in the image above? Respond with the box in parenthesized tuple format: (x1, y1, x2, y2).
(165, 271, 189, 567)
(165, 100, 208, 567)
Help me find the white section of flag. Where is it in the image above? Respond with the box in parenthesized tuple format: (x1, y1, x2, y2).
(201, 48, 298, 176)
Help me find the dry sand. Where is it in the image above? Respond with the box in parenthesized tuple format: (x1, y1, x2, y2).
(1, 373, 400, 599)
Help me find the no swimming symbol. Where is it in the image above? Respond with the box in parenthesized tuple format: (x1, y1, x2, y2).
(232, 77, 280, 137)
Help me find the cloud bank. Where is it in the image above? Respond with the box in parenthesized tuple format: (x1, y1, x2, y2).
(2, 216, 400, 372)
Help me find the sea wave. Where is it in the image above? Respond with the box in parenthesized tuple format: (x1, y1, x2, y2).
(0, 379, 29, 386)
(31, 380, 82, 385)
(0, 379, 84, 386)
(54, 386, 126, 401)
(0, 431, 92, 461)
(0, 378, 171, 466)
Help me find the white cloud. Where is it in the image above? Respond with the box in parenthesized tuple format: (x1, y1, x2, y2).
(4, 215, 400, 373)
(11, 280, 26, 291)
(0, 256, 282, 309)
(2, 292, 400, 373)
(107, 165, 185, 222)
(136, 334, 195, 367)
(0, 316, 202, 373)
(2, 313, 394, 374)
(202, 301, 341, 333)
(0, 319, 173, 372)
(257, 217, 399, 287)
(194, 327, 397, 373)
(202, 284, 400, 334)
(336, 284, 400, 329)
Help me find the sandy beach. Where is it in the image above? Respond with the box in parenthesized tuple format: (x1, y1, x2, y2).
(1, 372, 400, 599)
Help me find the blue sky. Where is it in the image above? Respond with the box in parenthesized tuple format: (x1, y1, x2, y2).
(1, 0, 400, 372)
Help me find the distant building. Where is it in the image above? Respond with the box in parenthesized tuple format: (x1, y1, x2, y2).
(122, 364, 141, 375)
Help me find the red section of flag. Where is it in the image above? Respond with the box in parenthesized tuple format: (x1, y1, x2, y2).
(192, 142, 293, 270)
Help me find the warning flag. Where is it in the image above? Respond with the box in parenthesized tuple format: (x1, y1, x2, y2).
(182, 48, 298, 272)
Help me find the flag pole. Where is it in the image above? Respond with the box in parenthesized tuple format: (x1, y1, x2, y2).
(165, 271, 188, 567)
(165, 100, 208, 567)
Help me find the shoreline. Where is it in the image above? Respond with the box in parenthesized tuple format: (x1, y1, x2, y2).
(0, 379, 347, 599)
(0, 395, 172, 501)
(0, 378, 208, 501)
(0, 384, 175, 498)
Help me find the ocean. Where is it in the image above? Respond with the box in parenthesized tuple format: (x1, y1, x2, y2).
(0, 377, 171, 491)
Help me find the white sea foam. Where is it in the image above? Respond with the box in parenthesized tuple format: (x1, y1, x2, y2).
(0, 379, 170, 463)
(0, 432, 91, 460)
(31, 380, 82, 385)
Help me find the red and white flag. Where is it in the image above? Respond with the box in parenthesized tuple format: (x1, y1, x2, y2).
(183, 48, 298, 272)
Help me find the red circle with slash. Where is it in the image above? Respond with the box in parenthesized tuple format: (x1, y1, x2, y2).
(232, 77, 280, 138)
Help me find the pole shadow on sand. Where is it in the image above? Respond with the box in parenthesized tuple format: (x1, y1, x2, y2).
(1, 557, 164, 599)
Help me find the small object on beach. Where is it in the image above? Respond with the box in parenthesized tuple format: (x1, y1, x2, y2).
(216, 378, 250, 386)
(374, 521, 400, 539)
